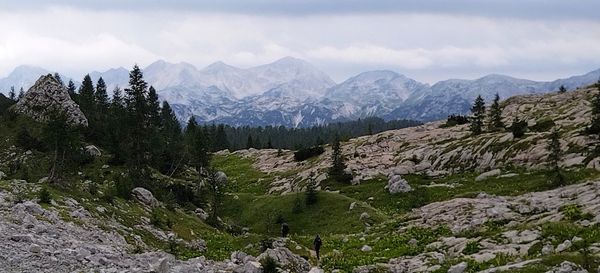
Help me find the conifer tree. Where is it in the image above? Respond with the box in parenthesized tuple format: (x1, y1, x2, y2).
(246, 135, 254, 149)
(78, 74, 96, 119)
(67, 80, 77, 100)
(8, 86, 16, 101)
(124, 65, 151, 184)
(559, 85, 567, 93)
(305, 177, 318, 206)
(487, 93, 504, 131)
(18, 87, 25, 100)
(90, 77, 109, 143)
(107, 87, 127, 164)
(54, 73, 64, 86)
(329, 135, 351, 183)
(547, 128, 565, 186)
(588, 83, 600, 135)
(147, 86, 161, 128)
(159, 101, 183, 175)
(212, 124, 229, 151)
(470, 95, 486, 135)
(43, 110, 81, 183)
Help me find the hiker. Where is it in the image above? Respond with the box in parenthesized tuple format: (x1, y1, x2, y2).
(281, 223, 289, 237)
(313, 234, 322, 260)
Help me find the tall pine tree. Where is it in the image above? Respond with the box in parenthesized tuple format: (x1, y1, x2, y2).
(487, 93, 504, 131)
(78, 75, 96, 122)
(124, 65, 150, 184)
(588, 83, 600, 135)
(67, 80, 77, 100)
(470, 95, 486, 135)
(329, 135, 351, 183)
(8, 86, 16, 101)
(158, 101, 184, 175)
(547, 128, 565, 186)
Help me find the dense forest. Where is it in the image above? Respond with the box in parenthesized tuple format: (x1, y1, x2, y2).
(208, 117, 421, 151)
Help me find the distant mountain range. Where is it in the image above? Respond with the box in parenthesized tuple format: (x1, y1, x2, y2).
(1, 57, 599, 127)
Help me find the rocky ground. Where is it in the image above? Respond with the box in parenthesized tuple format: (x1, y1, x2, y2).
(222, 87, 599, 194)
(0, 180, 316, 273)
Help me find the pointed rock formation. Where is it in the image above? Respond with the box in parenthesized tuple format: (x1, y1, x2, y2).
(15, 74, 88, 126)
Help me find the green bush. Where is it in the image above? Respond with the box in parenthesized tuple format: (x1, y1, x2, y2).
(463, 241, 481, 255)
(531, 118, 555, 132)
(114, 176, 134, 199)
(560, 204, 593, 221)
(38, 186, 51, 204)
(294, 146, 325, 161)
(260, 256, 280, 273)
(292, 195, 304, 214)
(510, 119, 528, 138)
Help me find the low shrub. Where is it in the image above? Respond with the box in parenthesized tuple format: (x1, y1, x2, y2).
(294, 146, 325, 161)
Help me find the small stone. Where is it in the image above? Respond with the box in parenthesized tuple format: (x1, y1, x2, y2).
(349, 202, 357, 210)
(556, 240, 572, 253)
(360, 212, 370, 221)
(542, 244, 554, 255)
(448, 262, 468, 273)
(361, 245, 372, 252)
(29, 243, 41, 253)
(408, 238, 418, 245)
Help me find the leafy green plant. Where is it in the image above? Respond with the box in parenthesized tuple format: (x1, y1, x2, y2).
(38, 186, 51, 204)
(560, 204, 593, 221)
(463, 241, 481, 255)
(260, 256, 280, 273)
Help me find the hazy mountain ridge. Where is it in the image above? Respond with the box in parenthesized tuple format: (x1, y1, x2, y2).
(1, 58, 599, 127)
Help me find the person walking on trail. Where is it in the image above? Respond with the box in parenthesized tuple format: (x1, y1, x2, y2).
(313, 234, 322, 261)
(281, 223, 289, 238)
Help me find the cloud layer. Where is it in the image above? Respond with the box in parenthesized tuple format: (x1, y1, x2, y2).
(0, 2, 599, 83)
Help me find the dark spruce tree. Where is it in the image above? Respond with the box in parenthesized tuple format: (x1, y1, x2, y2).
(54, 73, 64, 86)
(158, 101, 184, 175)
(329, 135, 352, 183)
(78, 74, 96, 118)
(547, 128, 565, 186)
(107, 87, 127, 164)
(67, 80, 77, 100)
(470, 95, 486, 135)
(212, 124, 230, 152)
(91, 77, 109, 144)
(124, 65, 151, 185)
(246, 135, 254, 149)
(487, 93, 504, 131)
(18, 87, 25, 100)
(8, 86, 16, 101)
(588, 83, 600, 136)
(42, 110, 81, 183)
(559, 85, 567, 93)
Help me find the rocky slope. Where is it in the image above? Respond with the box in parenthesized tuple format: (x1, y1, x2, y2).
(223, 86, 599, 194)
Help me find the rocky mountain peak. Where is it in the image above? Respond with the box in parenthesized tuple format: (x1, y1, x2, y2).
(15, 74, 88, 126)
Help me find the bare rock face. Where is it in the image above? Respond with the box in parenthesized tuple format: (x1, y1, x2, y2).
(15, 74, 88, 126)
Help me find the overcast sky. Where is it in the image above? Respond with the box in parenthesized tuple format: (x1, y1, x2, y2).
(1, 0, 599, 83)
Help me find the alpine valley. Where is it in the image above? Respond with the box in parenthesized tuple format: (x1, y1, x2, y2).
(1, 57, 599, 127)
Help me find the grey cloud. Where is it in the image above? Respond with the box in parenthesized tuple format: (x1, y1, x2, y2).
(2, 0, 600, 20)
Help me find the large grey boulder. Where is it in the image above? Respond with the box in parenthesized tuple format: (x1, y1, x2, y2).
(386, 174, 412, 194)
(215, 171, 228, 185)
(544, 261, 588, 273)
(257, 247, 310, 272)
(85, 145, 101, 157)
(15, 74, 88, 126)
(448, 262, 468, 273)
(132, 187, 159, 208)
(475, 169, 501, 181)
